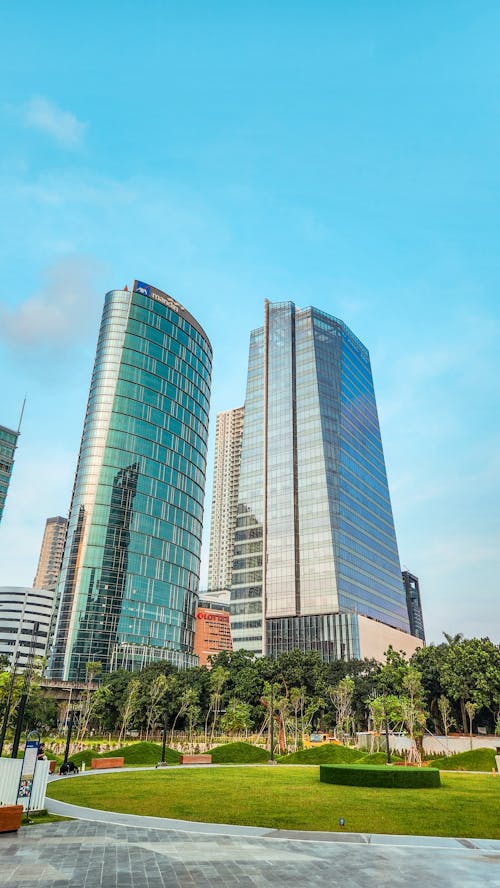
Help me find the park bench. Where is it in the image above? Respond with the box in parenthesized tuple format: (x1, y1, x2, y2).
(91, 757, 124, 769)
(179, 754, 212, 765)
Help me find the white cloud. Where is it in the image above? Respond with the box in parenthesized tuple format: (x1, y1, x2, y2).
(21, 97, 86, 147)
(0, 255, 105, 347)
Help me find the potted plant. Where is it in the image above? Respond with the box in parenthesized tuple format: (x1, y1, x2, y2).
(0, 803, 23, 833)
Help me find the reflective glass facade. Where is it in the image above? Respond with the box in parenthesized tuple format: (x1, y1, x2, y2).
(231, 300, 410, 659)
(49, 282, 212, 680)
(0, 425, 19, 526)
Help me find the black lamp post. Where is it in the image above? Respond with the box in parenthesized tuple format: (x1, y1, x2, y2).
(384, 717, 392, 764)
(63, 710, 75, 767)
(269, 681, 275, 762)
(0, 652, 18, 757)
(157, 708, 169, 768)
(11, 622, 39, 759)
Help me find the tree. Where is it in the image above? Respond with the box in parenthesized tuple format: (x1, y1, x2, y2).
(376, 648, 409, 696)
(289, 687, 306, 751)
(145, 674, 169, 740)
(186, 701, 201, 751)
(204, 666, 229, 744)
(118, 679, 140, 742)
(170, 687, 199, 743)
(366, 695, 403, 753)
(220, 700, 252, 737)
(400, 667, 427, 762)
(437, 696, 453, 737)
(328, 677, 355, 744)
(75, 661, 102, 744)
(440, 638, 500, 732)
(465, 701, 478, 748)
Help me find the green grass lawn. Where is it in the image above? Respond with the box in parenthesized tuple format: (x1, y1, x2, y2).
(22, 810, 72, 827)
(46, 765, 500, 839)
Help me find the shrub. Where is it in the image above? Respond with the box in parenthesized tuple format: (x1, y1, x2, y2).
(320, 764, 441, 788)
(355, 752, 403, 765)
(105, 742, 180, 765)
(208, 742, 269, 763)
(279, 744, 361, 765)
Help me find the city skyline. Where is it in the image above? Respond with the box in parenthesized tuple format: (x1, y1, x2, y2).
(1, 3, 499, 646)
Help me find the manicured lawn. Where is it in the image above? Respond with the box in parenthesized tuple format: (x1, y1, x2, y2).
(46, 765, 500, 838)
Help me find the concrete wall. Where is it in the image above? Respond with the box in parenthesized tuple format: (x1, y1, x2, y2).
(357, 614, 423, 662)
(358, 732, 500, 757)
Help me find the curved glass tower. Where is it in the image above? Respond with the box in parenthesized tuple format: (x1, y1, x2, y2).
(49, 281, 212, 680)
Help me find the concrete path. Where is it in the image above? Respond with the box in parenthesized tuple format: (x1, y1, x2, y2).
(1, 818, 500, 887)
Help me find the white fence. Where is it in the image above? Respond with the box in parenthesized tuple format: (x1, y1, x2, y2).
(0, 758, 50, 810)
(357, 732, 500, 756)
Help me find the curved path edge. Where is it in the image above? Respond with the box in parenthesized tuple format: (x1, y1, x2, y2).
(44, 778, 500, 851)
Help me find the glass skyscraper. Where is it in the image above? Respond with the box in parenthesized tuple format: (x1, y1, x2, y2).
(49, 281, 212, 680)
(0, 424, 20, 526)
(231, 300, 411, 661)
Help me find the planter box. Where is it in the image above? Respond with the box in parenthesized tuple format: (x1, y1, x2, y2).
(320, 764, 440, 789)
(0, 805, 23, 832)
(91, 757, 124, 770)
(180, 754, 212, 765)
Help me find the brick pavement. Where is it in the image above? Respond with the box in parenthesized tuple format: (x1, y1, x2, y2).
(1, 819, 500, 888)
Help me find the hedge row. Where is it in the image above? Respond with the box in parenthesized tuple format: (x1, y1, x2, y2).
(320, 763, 441, 788)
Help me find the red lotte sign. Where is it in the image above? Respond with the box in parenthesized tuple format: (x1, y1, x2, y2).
(196, 610, 229, 624)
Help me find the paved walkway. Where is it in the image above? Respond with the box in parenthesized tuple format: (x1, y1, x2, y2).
(0, 769, 499, 887)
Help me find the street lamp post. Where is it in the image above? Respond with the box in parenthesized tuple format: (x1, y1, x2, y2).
(156, 708, 169, 768)
(63, 710, 75, 767)
(384, 718, 392, 765)
(11, 622, 39, 759)
(0, 652, 18, 757)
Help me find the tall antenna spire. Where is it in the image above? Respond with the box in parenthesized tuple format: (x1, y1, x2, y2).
(17, 397, 27, 434)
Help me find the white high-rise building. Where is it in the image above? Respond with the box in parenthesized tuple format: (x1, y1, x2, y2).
(0, 587, 54, 668)
(207, 406, 244, 591)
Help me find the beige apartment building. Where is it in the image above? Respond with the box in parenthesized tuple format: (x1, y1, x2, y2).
(33, 515, 68, 591)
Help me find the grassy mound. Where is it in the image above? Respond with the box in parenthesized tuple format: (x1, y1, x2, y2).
(355, 751, 403, 765)
(62, 741, 180, 769)
(67, 749, 94, 768)
(278, 744, 361, 764)
(208, 741, 269, 763)
(104, 741, 180, 765)
(431, 748, 497, 772)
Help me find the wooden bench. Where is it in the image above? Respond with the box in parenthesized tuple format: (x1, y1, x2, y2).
(179, 754, 212, 765)
(91, 757, 124, 770)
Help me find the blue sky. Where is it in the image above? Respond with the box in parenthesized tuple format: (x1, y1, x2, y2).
(1, 1, 499, 644)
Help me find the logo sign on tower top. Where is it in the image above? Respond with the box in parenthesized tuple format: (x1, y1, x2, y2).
(133, 280, 180, 314)
(134, 281, 151, 296)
